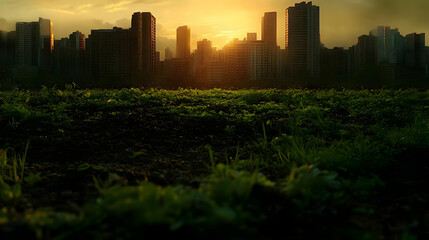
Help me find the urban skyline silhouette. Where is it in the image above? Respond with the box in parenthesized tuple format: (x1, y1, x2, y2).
(0, 1, 428, 89)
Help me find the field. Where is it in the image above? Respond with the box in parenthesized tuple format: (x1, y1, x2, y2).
(0, 88, 428, 239)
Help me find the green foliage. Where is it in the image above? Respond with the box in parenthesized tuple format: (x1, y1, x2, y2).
(0, 141, 40, 203)
(0, 141, 29, 184)
(203, 164, 274, 206)
(0, 88, 427, 239)
(283, 164, 343, 211)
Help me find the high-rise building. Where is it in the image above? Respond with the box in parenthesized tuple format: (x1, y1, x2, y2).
(247, 33, 257, 42)
(38, 18, 53, 71)
(15, 21, 39, 71)
(0, 31, 8, 69)
(223, 39, 249, 86)
(88, 27, 130, 87)
(196, 39, 212, 64)
(207, 49, 223, 86)
(130, 12, 156, 85)
(0, 31, 15, 81)
(285, 2, 320, 78)
(248, 40, 267, 82)
(54, 31, 86, 83)
(370, 26, 406, 65)
(165, 47, 173, 60)
(426, 46, 429, 74)
(262, 12, 277, 49)
(195, 39, 213, 85)
(15, 17, 53, 74)
(69, 31, 85, 51)
(176, 26, 190, 58)
(405, 33, 425, 68)
(356, 34, 378, 69)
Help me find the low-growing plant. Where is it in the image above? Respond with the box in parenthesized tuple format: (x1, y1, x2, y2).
(0, 141, 41, 203)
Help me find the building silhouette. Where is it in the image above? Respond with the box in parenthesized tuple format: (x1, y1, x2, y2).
(285, 2, 320, 80)
(0, 31, 15, 82)
(15, 21, 39, 72)
(261, 12, 278, 81)
(195, 39, 213, 86)
(38, 18, 54, 72)
(248, 40, 267, 82)
(0, 31, 8, 69)
(247, 33, 257, 42)
(405, 33, 425, 68)
(262, 12, 277, 49)
(370, 26, 406, 65)
(176, 26, 191, 58)
(0, 31, 15, 70)
(87, 27, 130, 87)
(15, 18, 53, 76)
(206, 50, 223, 87)
(223, 39, 249, 87)
(356, 35, 378, 69)
(130, 12, 156, 86)
(54, 31, 86, 84)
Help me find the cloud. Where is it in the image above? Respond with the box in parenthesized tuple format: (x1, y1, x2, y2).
(44, 8, 75, 15)
(105, 0, 134, 13)
(77, 4, 93, 10)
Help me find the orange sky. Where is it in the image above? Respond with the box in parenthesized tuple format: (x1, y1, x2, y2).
(1, 0, 428, 59)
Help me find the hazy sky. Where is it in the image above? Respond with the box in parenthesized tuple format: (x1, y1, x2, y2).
(1, 0, 428, 59)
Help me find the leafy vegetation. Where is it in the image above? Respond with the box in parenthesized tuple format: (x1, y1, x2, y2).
(0, 88, 428, 239)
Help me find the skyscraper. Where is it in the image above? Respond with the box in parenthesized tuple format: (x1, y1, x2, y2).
(15, 18, 53, 74)
(0, 31, 8, 69)
(248, 40, 267, 82)
(370, 26, 406, 65)
(176, 26, 190, 58)
(130, 12, 156, 85)
(285, 2, 320, 79)
(88, 27, 130, 87)
(356, 35, 378, 69)
(223, 39, 249, 86)
(38, 18, 53, 71)
(16, 21, 40, 70)
(405, 33, 425, 68)
(69, 31, 85, 51)
(54, 31, 86, 84)
(262, 12, 277, 49)
(195, 39, 213, 85)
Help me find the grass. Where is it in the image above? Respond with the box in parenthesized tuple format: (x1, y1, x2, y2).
(0, 88, 428, 239)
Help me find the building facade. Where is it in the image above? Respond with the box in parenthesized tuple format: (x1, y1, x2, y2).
(88, 27, 130, 87)
(370, 26, 406, 65)
(130, 12, 156, 85)
(405, 33, 425, 68)
(176, 26, 191, 59)
(285, 2, 320, 79)
(262, 12, 277, 49)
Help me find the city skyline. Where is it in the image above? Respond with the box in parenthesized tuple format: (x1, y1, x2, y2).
(1, 2, 428, 89)
(1, 0, 429, 60)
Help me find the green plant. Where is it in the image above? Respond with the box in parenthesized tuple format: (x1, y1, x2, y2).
(0, 141, 37, 203)
(0, 141, 29, 184)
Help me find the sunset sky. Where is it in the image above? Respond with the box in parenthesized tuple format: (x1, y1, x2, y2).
(1, 0, 428, 59)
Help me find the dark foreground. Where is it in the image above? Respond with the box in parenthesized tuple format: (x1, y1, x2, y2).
(0, 88, 428, 239)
